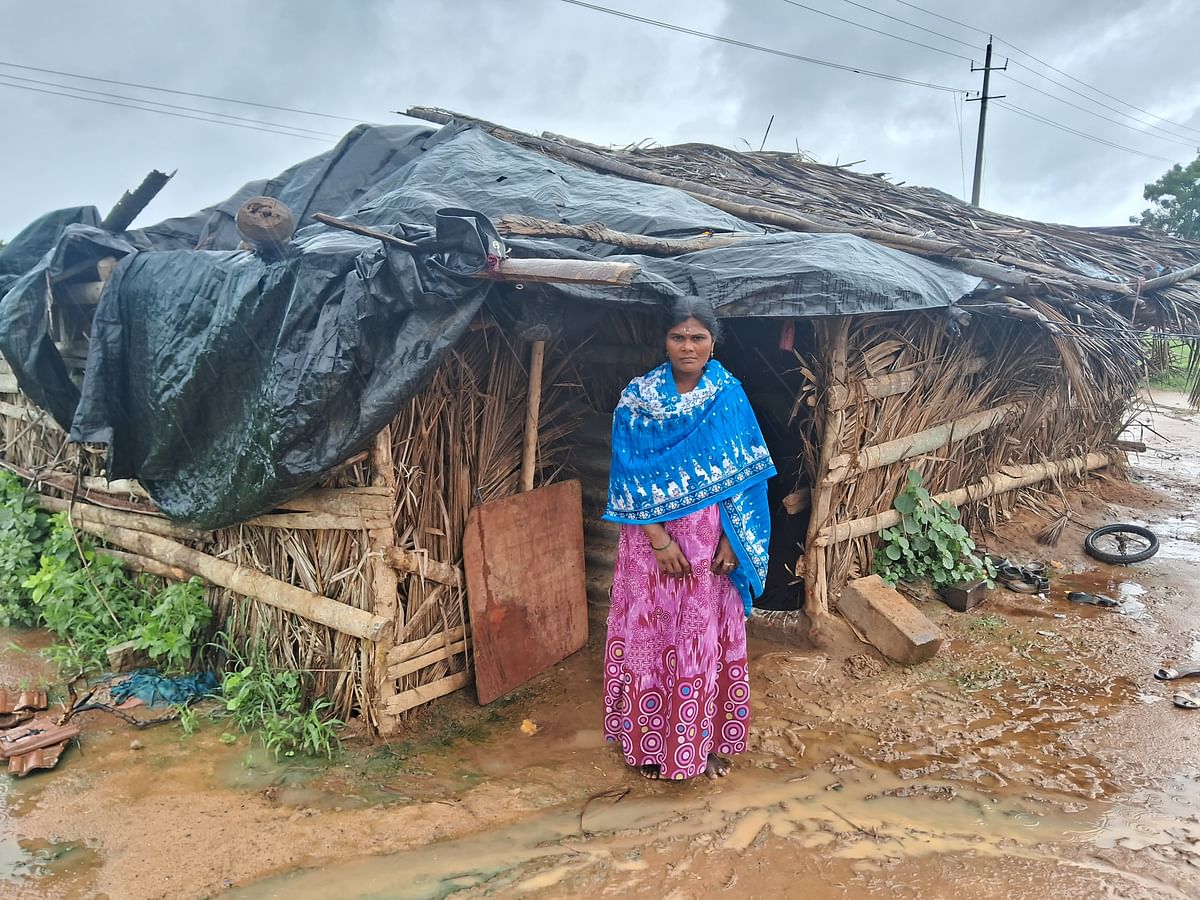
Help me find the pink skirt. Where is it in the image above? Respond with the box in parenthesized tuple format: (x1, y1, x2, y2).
(603, 503, 751, 781)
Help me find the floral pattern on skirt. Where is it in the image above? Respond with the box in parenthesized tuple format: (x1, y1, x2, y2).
(603, 503, 751, 781)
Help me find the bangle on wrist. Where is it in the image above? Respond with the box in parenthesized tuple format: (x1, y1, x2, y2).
(651, 537, 672, 552)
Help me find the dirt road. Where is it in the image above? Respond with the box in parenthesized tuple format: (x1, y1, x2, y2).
(3, 391, 1200, 899)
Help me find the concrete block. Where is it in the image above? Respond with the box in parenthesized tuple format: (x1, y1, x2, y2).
(836, 575, 942, 665)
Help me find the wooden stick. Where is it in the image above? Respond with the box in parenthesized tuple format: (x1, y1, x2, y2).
(823, 401, 1023, 485)
(102, 169, 174, 233)
(497, 214, 751, 255)
(0, 463, 161, 516)
(96, 548, 191, 582)
(521, 340, 546, 491)
(72, 520, 390, 640)
(243, 510, 391, 531)
(81, 475, 150, 499)
(384, 671, 471, 716)
(312, 213, 638, 285)
(816, 452, 1112, 547)
(273, 486, 393, 516)
(0, 401, 61, 431)
(385, 547, 461, 587)
(387, 638, 470, 680)
(386, 625, 468, 665)
(37, 495, 210, 542)
(1142, 261, 1200, 292)
(826, 357, 987, 410)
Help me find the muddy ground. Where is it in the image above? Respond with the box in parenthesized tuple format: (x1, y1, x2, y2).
(3, 390, 1200, 900)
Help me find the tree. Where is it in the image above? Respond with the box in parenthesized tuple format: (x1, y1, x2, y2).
(1134, 154, 1200, 239)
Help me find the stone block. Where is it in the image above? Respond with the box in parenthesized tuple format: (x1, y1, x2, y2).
(836, 575, 942, 665)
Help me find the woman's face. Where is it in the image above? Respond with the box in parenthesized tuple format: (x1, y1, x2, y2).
(665, 316, 714, 378)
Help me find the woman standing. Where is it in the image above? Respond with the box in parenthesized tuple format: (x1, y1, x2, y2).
(602, 297, 775, 781)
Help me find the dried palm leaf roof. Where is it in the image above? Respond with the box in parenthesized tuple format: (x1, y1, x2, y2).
(406, 107, 1200, 334)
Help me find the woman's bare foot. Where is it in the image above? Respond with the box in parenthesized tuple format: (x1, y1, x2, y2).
(705, 754, 731, 779)
(640, 764, 661, 780)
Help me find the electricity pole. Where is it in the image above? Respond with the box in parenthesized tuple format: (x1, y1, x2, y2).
(966, 37, 1006, 207)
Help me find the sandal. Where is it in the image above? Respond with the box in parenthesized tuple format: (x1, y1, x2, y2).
(1173, 692, 1200, 710)
(1155, 666, 1200, 681)
(1067, 591, 1119, 608)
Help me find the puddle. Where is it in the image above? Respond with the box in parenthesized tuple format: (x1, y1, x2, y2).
(0, 836, 100, 893)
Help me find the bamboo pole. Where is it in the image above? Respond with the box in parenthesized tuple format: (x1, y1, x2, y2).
(387, 625, 468, 665)
(385, 547, 462, 587)
(520, 340, 546, 492)
(71, 520, 390, 640)
(802, 318, 850, 643)
(38, 495, 210, 542)
(1142, 261, 1200, 291)
(815, 452, 1112, 547)
(823, 401, 1023, 484)
(244, 510, 391, 530)
(367, 426, 402, 733)
(826, 356, 987, 411)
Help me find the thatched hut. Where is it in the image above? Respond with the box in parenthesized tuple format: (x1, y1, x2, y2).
(1, 108, 1197, 734)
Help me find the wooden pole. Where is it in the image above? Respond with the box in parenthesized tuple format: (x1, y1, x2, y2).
(496, 214, 751, 256)
(520, 340, 546, 492)
(97, 548, 191, 582)
(37, 494, 210, 542)
(72, 520, 390, 640)
(386, 547, 462, 587)
(801, 318, 850, 644)
(1142, 261, 1200, 292)
(815, 452, 1112, 547)
(101, 169, 174, 233)
(367, 426, 402, 734)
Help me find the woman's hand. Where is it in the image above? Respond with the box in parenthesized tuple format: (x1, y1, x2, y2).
(642, 524, 691, 578)
(711, 534, 738, 577)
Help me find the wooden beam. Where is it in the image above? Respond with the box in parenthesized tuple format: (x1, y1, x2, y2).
(521, 340, 545, 492)
(102, 169, 174, 232)
(823, 401, 1022, 485)
(243, 510, 391, 531)
(385, 547, 461, 587)
(367, 425, 402, 734)
(384, 671, 471, 716)
(73, 521, 390, 640)
(1142, 261, 1200, 292)
(387, 625, 468, 666)
(38, 495, 210, 542)
(272, 486, 393, 516)
(387, 638, 470, 680)
(816, 452, 1112, 547)
(96, 548, 191, 582)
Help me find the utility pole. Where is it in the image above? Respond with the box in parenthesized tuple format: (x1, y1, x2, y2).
(966, 36, 1007, 207)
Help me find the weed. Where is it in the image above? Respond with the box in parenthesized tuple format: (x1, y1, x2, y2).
(178, 705, 199, 737)
(0, 471, 50, 626)
(217, 640, 341, 760)
(954, 662, 1008, 692)
(968, 614, 1007, 635)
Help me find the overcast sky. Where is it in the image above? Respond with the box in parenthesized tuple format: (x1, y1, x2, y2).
(2, 0, 1198, 241)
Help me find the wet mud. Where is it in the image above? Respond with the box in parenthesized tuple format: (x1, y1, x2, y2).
(5, 391, 1200, 899)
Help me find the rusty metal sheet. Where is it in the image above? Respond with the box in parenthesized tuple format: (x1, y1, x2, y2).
(0, 718, 80, 759)
(0, 688, 48, 714)
(464, 480, 588, 705)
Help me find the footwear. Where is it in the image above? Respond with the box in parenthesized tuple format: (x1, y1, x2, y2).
(1067, 591, 1118, 607)
(1155, 665, 1200, 681)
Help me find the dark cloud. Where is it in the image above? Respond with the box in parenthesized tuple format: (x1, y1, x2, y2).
(2, 0, 1197, 240)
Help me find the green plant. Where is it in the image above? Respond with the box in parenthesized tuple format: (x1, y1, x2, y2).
(873, 470, 995, 590)
(178, 704, 199, 737)
(23, 514, 212, 674)
(218, 640, 341, 759)
(0, 471, 50, 626)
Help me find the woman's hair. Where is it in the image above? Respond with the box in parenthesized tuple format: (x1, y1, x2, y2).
(665, 296, 723, 343)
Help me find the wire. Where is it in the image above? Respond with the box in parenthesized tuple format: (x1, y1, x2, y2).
(0, 73, 341, 139)
(0, 59, 365, 123)
(833, 0, 980, 52)
(999, 73, 1199, 150)
(887, 0, 1200, 140)
(0, 78, 333, 142)
(993, 101, 1176, 163)
(953, 92, 967, 199)
(778, 0, 973, 61)
(555, 0, 968, 93)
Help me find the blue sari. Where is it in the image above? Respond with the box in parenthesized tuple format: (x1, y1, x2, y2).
(603, 361, 776, 614)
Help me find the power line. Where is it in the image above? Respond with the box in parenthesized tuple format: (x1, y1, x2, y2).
(0, 73, 341, 139)
(887, 0, 1200, 140)
(0, 79, 333, 142)
(834, 0, 980, 52)
(993, 101, 1175, 163)
(778, 0, 972, 61)
(1000, 72, 1199, 150)
(555, 0, 968, 93)
(0, 59, 365, 123)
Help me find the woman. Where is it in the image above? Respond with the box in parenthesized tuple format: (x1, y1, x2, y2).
(602, 297, 775, 781)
